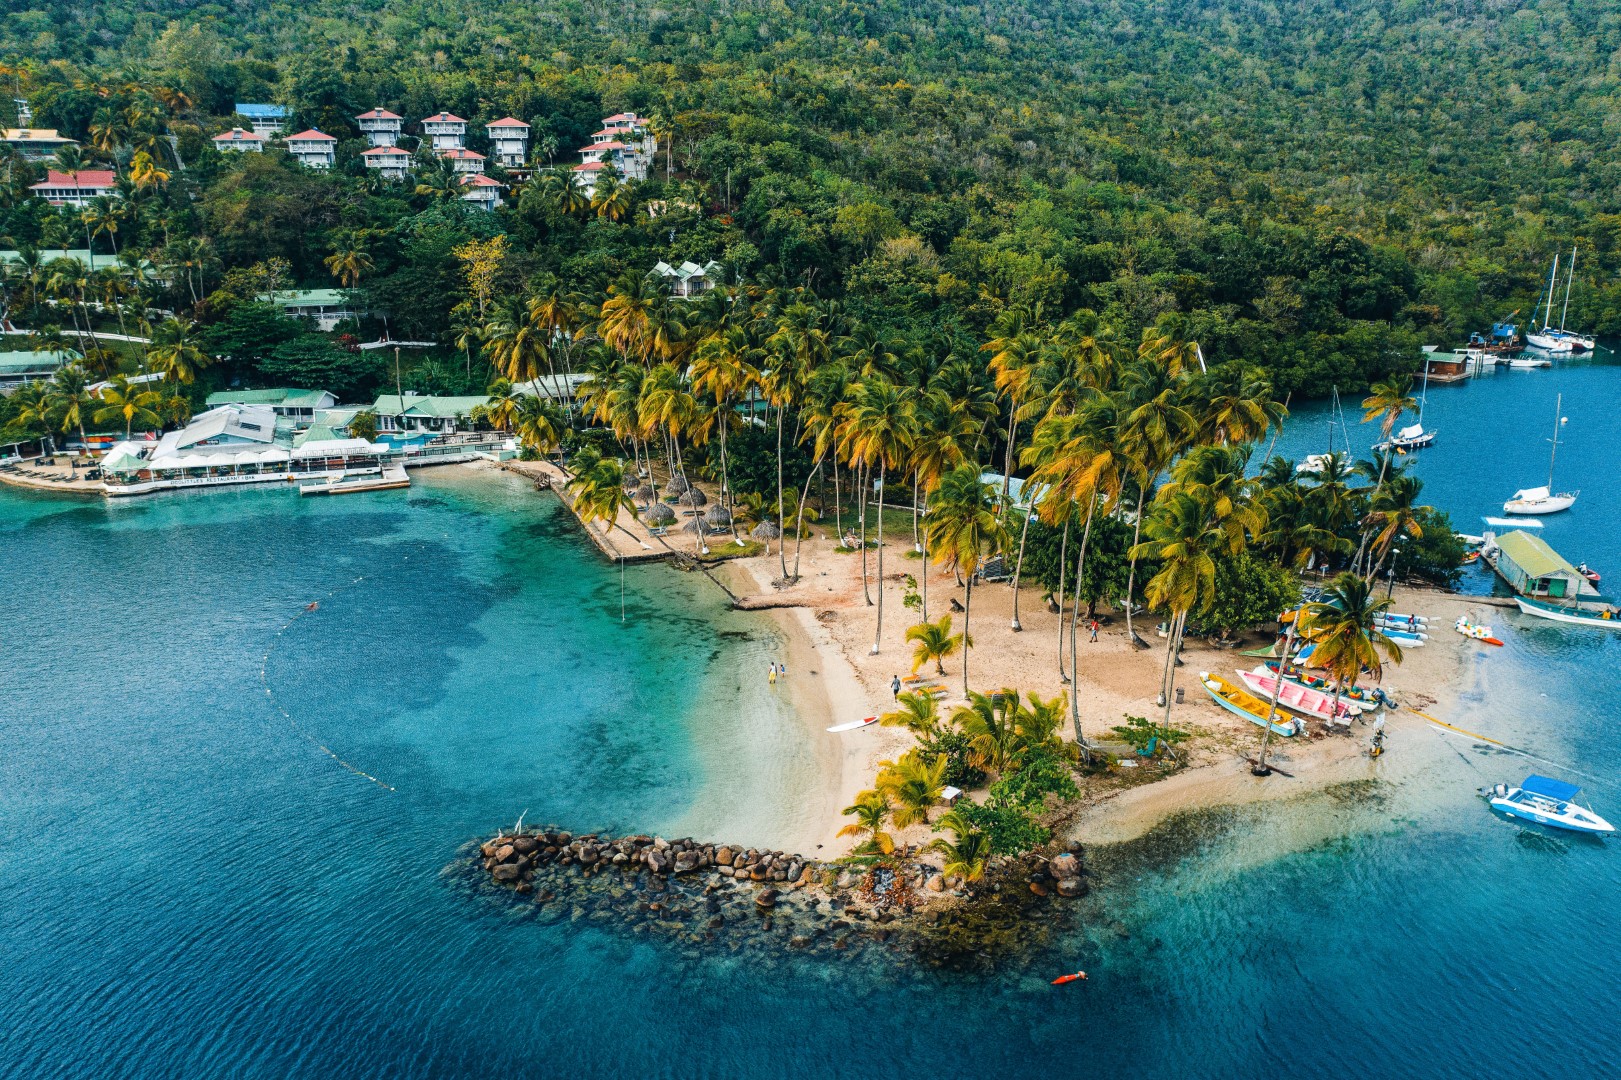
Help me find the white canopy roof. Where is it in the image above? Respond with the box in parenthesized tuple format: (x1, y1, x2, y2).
(291, 438, 386, 460)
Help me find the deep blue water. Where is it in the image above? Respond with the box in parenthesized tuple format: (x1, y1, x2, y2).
(4, 360, 1620, 1077)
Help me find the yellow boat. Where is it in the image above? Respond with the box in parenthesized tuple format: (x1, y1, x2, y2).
(1197, 671, 1302, 736)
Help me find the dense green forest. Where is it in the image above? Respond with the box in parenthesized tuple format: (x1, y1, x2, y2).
(4, 0, 1620, 401)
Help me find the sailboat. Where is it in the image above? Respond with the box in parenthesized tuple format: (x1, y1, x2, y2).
(1526, 250, 1595, 353)
(1374, 362, 1435, 452)
(1503, 393, 1578, 514)
(1298, 387, 1352, 474)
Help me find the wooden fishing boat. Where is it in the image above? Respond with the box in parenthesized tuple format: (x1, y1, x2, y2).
(1513, 595, 1621, 630)
(1198, 672, 1301, 736)
(1236, 667, 1364, 723)
(1262, 660, 1388, 706)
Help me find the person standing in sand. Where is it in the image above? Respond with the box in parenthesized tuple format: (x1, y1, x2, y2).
(1089, 618, 1099, 642)
(891, 675, 901, 699)
(769, 663, 777, 686)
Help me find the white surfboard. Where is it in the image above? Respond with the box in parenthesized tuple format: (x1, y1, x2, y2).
(827, 716, 878, 733)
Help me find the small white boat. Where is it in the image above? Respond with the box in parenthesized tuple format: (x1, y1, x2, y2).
(1506, 356, 1553, 369)
(1236, 667, 1364, 723)
(1295, 452, 1345, 476)
(1503, 485, 1577, 515)
(1513, 596, 1621, 629)
(1375, 423, 1436, 452)
(1378, 626, 1426, 646)
(1484, 776, 1613, 835)
(1375, 612, 1428, 629)
(826, 716, 878, 733)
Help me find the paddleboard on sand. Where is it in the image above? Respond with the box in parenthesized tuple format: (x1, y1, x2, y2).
(827, 716, 878, 733)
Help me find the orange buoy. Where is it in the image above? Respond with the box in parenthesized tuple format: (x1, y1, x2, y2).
(1051, 971, 1088, 985)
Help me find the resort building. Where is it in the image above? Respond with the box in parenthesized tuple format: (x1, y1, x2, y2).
(0, 127, 76, 162)
(650, 260, 724, 299)
(212, 127, 266, 153)
(486, 117, 530, 168)
(152, 404, 280, 455)
(361, 146, 411, 181)
(1487, 530, 1603, 604)
(29, 169, 118, 207)
(371, 392, 489, 434)
(262, 289, 359, 331)
(460, 173, 503, 211)
(356, 107, 404, 148)
(0, 348, 75, 389)
(234, 103, 289, 136)
(204, 388, 338, 426)
(573, 111, 657, 195)
(284, 129, 337, 169)
(422, 112, 467, 151)
(441, 147, 486, 175)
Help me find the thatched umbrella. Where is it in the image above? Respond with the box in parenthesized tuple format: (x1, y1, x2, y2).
(634, 483, 655, 503)
(679, 486, 708, 508)
(645, 502, 676, 526)
(751, 520, 781, 541)
(666, 474, 691, 496)
(682, 517, 712, 535)
(704, 504, 733, 527)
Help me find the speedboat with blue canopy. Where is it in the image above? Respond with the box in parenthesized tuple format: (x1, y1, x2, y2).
(1484, 776, 1614, 836)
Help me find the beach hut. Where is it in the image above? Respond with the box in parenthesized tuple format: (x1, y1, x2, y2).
(704, 504, 733, 527)
(634, 482, 655, 503)
(1490, 530, 1601, 602)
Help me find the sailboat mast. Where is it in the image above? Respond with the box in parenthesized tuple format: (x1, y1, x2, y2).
(1560, 247, 1576, 333)
(1548, 393, 1562, 491)
(1544, 255, 1559, 330)
(1327, 386, 1336, 455)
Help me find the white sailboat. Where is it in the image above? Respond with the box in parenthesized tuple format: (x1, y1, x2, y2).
(1503, 393, 1578, 514)
(1375, 362, 1434, 451)
(1526, 249, 1594, 352)
(1297, 386, 1353, 474)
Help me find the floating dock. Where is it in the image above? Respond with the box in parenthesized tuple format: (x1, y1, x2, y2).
(300, 465, 410, 496)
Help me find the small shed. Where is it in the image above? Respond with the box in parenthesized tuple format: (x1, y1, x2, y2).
(1491, 530, 1600, 601)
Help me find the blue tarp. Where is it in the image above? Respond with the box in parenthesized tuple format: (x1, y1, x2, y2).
(1522, 775, 1580, 801)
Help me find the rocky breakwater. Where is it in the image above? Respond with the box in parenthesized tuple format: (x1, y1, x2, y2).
(468, 827, 1092, 970)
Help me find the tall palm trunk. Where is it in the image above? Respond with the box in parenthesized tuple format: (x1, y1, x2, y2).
(961, 571, 973, 698)
(832, 457, 843, 542)
(1158, 608, 1184, 707)
(872, 463, 886, 653)
(1009, 494, 1032, 631)
(775, 407, 788, 579)
(1160, 610, 1189, 733)
(1123, 478, 1153, 648)
(858, 462, 872, 605)
(1067, 500, 1096, 747)
(790, 454, 824, 580)
(718, 405, 739, 542)
(1055, 514, 1070, 683)
(1255, 620, 1300, 773)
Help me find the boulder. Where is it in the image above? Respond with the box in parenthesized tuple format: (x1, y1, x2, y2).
(717, 865, 735, 877)
(492, 863, 522, 883)
(646, 850, 669, 874)
(1029, 882, 1049, 897)
(512, 836, 539, 855)
(495, 844, 516, 863)
(924, 874, 945, 893)
(786, 860, 803, 881)
(612, 852, 628, 865)
(749, 865, 770, 882)
(1049, 853, 1080, 880)
(673, 851, 700, 874)
(578, 844, 599, 864)
(1055, 877, 1085, 898)
(479, 841, 498, 859)
(715, 846, 735, 866)
(755, 889, 778, 909)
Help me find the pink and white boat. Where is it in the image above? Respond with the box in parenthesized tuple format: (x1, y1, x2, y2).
(1236, 667, 1365, 724)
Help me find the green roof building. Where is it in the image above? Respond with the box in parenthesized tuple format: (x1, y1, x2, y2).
(372, 393, 488, 434)
(205, 387, 338, 424)
(1490, 530, 1601, 602)
(0, 348, 76, 387)
(260, 289, 360, 330)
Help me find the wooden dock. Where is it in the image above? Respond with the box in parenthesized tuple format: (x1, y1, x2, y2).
(299, 465, 411, 496)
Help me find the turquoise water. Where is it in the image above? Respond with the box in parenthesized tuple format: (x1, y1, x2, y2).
(4, 359, 1620, 1077)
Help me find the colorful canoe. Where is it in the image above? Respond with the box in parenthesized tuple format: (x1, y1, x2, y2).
(1198, 671, 1302, 736)
(1236, 667, 1364, 723)
(1262, 660, 1388, 706)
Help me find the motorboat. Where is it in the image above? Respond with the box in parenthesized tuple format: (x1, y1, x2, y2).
(1235, 667, 1364, 723)
(1577, 563, 1601, 585)
(1513, 595, 1621, 629)
(1295, 453, 1338, 476)
(1483, 776, 1613, 835)
(1198, 672, 1302, 736)
(1506, 356, 1553, 369)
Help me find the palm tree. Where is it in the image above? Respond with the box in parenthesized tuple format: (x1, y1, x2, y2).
(147, 318, 212, 384)
(514, 394, 564, 457)
(1131, 489, 1251, 734)
(765, 299, 830, 579)
(1364, 474, 1431, 581)
(46, 364, 97, 449)
(1118, 351, 1197, 648)
(10, 380, 59, 454)
(879, 690, 942, 738)
(565, 450, 643, 545)
(128, 150, 169, 192)
(952, 689, 1024, 775)
(925, 466, 1005, 696)
(837, 790, 895, 855)
(591, 170, 632, 222)
(413, 156, 462, 202)
(324, 242, 373, 290)
(484, 378, 524, 432)
(1354, 375, 1418, 572)
(837, 376, 918, 653)
(929, 810, 990, 884)
(82, 197, 123, 262)
(876, 751, 948, 828)
(1301, 572, 1404, 718)
(905, 614, 966, 676)
(982, 307, 1047, 630)
(93, 375, 162, 438)
(690, 327, 760, 543)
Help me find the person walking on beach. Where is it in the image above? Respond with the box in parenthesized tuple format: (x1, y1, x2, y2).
(1089, 618, 1099, 642)
(891, 675, 901, 699)
(769, 663, 777, 686)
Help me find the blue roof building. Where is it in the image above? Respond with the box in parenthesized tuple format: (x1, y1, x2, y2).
(234, 103, 289, 135)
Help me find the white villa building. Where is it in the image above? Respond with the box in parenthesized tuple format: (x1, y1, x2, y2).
(30, 169, 118, 207)
(651, 260, 724, 298)
(212, 127, 266, 153)
(362, 146, 411, 180)
(234, 104, 289, 136)
(284, 129, 336, 169)
(441, 147, 486, 174)
(356, 107, 404, 148)
(486, 117, 530, 168)
(422, 112, 467, 151)
(371, 392, 489, 434)
(262, 289, 359, 331)
(573, 112, 656, 195)
(460, 173, 502, 211)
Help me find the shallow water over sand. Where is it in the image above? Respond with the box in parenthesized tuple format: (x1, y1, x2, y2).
(5, 356, 1621, 1077)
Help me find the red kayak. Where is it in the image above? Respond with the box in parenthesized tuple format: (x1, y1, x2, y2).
(1051, 971, 1088, 986)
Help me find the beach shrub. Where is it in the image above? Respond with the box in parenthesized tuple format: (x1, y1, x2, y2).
(1200, 550, 1300, 637)
(920, 730, 986, 790)
(1390, 507, 1466, 588)
(952, 800, 1048, 856)
(987, 745, 1078, 810)
(1019, 513, 1134, 616)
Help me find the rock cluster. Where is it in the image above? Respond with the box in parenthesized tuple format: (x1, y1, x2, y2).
(468, 826, 1090, 969)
